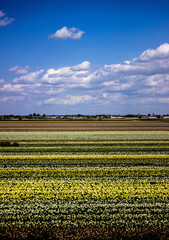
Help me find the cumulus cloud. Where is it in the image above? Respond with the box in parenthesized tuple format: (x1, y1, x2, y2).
(9, 66, 29, 75)
(92, 43, 169, 93)
(91, 43, 169, 83)
(138, 43, 169, 61)
(0, 10, 15, 27)
(42, 61, 90, 88)
(44, 95, 95, 105)
(13, 69, 44, 83)
(71, 61, 90, 71)
(49, 26, 85, 40)
(1, 43, 169, 113)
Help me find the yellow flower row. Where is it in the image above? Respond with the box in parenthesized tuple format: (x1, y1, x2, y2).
(0, 155, 169, 160)
(0, 180, 168, 200)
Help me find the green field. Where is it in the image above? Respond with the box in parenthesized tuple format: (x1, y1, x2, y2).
(0, 131, 169, 239)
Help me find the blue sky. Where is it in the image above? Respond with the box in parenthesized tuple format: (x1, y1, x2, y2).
(0, 0, 169, 115)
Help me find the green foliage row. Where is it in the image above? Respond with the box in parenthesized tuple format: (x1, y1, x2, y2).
(0, 199, 168, 229)
(1, 146, 169, 155)
(0, 155, 168, 168)
(3, 140, 169, 146)
(0, 168, 169, 180)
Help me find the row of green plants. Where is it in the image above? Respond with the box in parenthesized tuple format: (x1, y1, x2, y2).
(1, 147, 169, 156)
(0, 168, 169, 179)
(1, 138, 168, 157)
(0, 155, 168, 168)
(0, 199, 168, 229)
(2, 140, 169, 147)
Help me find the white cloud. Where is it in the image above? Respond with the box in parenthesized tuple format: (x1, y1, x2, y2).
(45, 88, 65, 95)
(0, 96, 24, 102)
(0, 83, 42, 97)
(13, 69, 44, 83)
(90, 43, 169, 95)
(71, 61, 90, 71)
(0, 10, 15, 27)
(42, 61, 90, 88)
(44, 95, 95, 105)
(40, 43, 169, 108)
(96, 43, 169, 78)
(138, 43, 169, 61)
(1, 43, 169, 113)
(0, 84, 23, 92)
(9, 66, 29, 75)
(49, 26, 85, 40)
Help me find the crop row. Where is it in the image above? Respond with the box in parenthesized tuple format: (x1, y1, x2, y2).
(1, 146, 169, 156)
(0, 131, 169, 141)
(0, 180, 168, 199)
(0, 168, 169, 179)
(0, 199, 168, 229)
(15, 141, 169, 146)
(0, 155, 168, 168)
(2, 141, 169, 147)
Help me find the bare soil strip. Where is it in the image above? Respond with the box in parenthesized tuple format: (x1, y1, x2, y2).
(0, 121, 169, 131)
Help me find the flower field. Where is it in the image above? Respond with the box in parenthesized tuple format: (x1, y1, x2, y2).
(0, 130, 169, 141)
(0, 131, 169, 239)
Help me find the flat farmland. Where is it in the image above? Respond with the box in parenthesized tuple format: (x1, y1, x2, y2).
(0, 120, 169, 131)
(0, 128, 169, 239)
